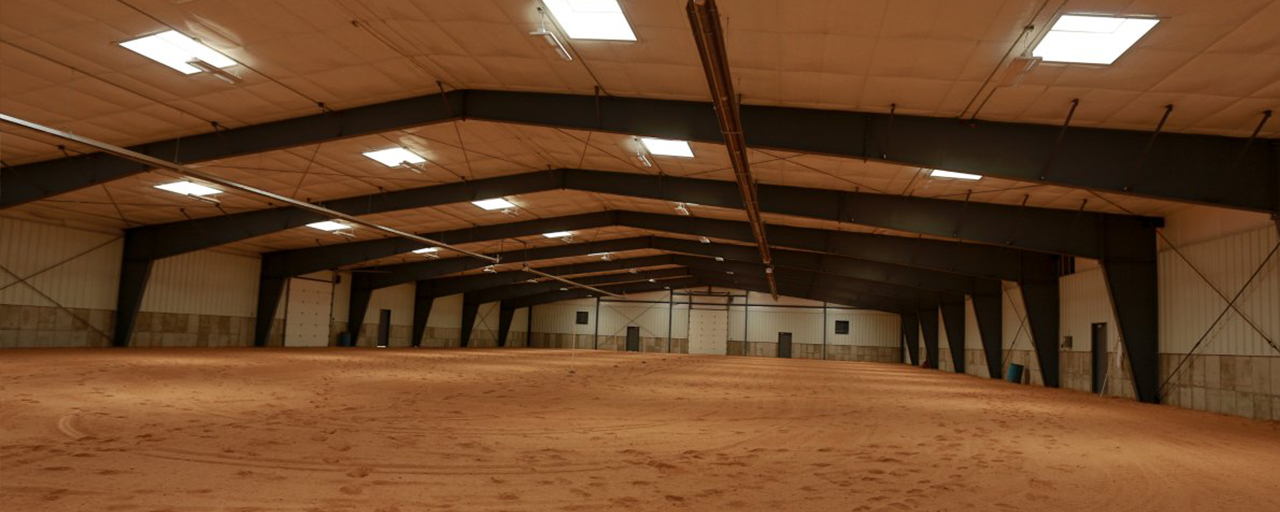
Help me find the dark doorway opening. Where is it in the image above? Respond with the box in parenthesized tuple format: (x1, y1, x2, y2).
(626, 326, 640, 352)
(1091, 322, 1108, 393)
(778, 332, 792, 359)
(377, 309, 391, 348)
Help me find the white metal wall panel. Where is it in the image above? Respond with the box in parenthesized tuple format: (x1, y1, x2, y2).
(1158, 225, 1279, 356)
(745, 306, 822, 344)
(1059, 268, 1119, 354)
(937, 308, 950, 352)
(362, 283, 414, 326)
(599, 301, 670, 339)
(964, 297, 982, 350)
(0, 217, 121, 310)
(531, 301, 596, 334)
(827, 309, 900, 347)
(470, 302, 500, 344)
(509, 307, 529, 333)
(428, 294, 463, 328)
(688, 308, 728, 354)
(284, 278, 333, 347)
(142, 250, 261, 317)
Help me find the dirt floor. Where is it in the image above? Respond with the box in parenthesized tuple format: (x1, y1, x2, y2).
(2, 348, 1279, 511)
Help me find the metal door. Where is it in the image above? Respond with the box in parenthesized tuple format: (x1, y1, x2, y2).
(626, 326, 640, 352)
(778, 332, 792, 358)
(1091, 323, 1108, 393)
(377, 309, 392, 347)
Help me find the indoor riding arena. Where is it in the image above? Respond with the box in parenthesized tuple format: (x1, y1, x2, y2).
(2, 1, 1278, 510)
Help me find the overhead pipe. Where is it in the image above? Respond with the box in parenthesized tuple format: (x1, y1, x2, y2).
(686, 0, 778, 298)
(0, 113, 624, 299)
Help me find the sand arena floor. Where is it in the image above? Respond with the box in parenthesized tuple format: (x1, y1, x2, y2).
(2, 348, 1279, 511)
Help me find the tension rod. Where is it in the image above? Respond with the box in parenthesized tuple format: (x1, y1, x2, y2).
(0, 113, 624, 299)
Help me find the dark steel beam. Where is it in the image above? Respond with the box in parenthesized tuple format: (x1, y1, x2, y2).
(901, 310, 920, 366)
(402, 252, 674, 298)
(940, 295, 966, 374)
(690, 270, 914, 313)
(971, 280, 1004, 379)
(918, 307, 940, 369)
(410, 281, 434, 348)
(673, 254, 946, 304)
(9, 91, 1272, 214)
(496, 304, 517, 347)
(464, 267, 690, 305)
(113, 257, 153, 347)
(1, 92, 461, 207)
(507, 277, 701, 310)
(1019, 272, 1061, 387)
(459, 301, 480, 348)
(1100, 224, 1161, 403)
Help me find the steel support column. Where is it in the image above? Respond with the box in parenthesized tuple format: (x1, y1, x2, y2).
(459, 300, 481, 348)
(1019, 272, 1061, 388)
(410, 281, 435, 348)
(253, 275, 287, 347)
(1099, 222, 1161, 403)
(918, 307, 940, 369)
(496, 303, 517, 347)
(112, 256, 153, 347)
(971, 281, 1004, 379)
(901, 310, 920, 365)
(346, 286, 374, 344)
(940, 296, 966, 373)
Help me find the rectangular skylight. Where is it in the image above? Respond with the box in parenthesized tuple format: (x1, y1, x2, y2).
(120, 30, 236, 74)
(154, 181, 220, 196)
(412, 247, 439, 254)
(640, 137, 694, 158)
(1032, 15, 1159, 65)
(543, 231, 573, 238)
(930, 169, 983, 180)
(306, 220, 352, 232)
(362, 147, 426, 167)
(472, 198, 516, 211)
(543, 0, 636, 41)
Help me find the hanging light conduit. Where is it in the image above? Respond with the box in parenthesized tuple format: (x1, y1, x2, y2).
(686, 0, 779, 298)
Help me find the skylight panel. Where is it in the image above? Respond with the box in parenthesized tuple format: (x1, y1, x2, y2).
(362, 148, 426, 167)
(1032, 15, 1159, 65)
(640, 137, 694, 158)
(120, 30, 236, 74)
(154, 181, 220, 196)
(543, 0, 637, 41)
(306, 220, 352, 232)
(930, 169, 982, 180)
(472, 198, 516, 211)
(543, 231, 573, 238)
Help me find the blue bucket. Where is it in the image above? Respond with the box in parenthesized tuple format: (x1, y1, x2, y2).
(1005, 363, 1025, 383)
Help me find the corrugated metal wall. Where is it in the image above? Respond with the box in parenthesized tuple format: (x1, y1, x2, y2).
(429, 294, 464, 328)
(1001, 282, 1032, 352)
(362, 283, 414, 326)
(1158, 225, 1279, 356)
(143, 250, 261, 317)
(0, 217, 122, 310)
(1059, 268, 1119, 354)
(964, 298, 982, 350)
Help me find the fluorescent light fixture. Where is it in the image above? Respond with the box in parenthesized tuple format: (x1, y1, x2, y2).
(543, 231, 573, 238)
(306, 220, 352, 232)
(930, 169, 983, 180)
(542, 0, 636, 41)
(640, 138, 694, 158)
(714, 256, 725, 262)
(483, 265, 498, 273)
(119, 30, 236, 74)
(648, 279, 657, 283)
(699, 237, 711, 244)
(472, 198, 515, 211)
(589, 251, 614, 261)
(363, 147, 426, 168)
(1032, 15, 1159, 65)
(411, 247, 438, 254)
(674, 203, 691, 216)
(154, 181, 220, 197)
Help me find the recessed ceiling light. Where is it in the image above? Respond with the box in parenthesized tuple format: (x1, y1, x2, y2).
(543, 231, 573, 238)
(119, 30, 236, 74)
(307, 220, 353, 232)
(930, 169, 983, 180)
(472, 198, 515, 211)
(542, 0, 637, 41)
(412, 247, 438, 254)
(363, 147, 426, 168)
(154, 181, 220, 197)
(1032, 14, 1159, 65)
(640, 137, 694, 158)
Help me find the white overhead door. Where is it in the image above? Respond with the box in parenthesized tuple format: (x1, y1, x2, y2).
(284, 278, 332, 347)
(688, 308, 728, 355)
